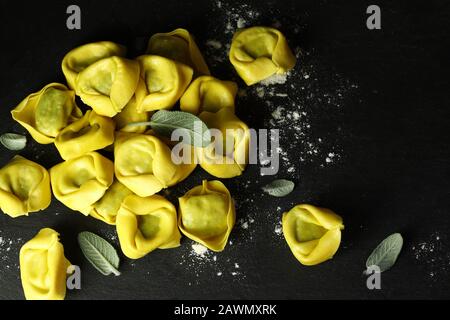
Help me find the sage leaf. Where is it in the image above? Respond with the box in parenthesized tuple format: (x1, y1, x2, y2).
(0, 133, 27, 151)
(262, 179, 295, 197)
(78, 232, 121, 276)
(366, 233, 403, 272)
(127, 110, 211, 147)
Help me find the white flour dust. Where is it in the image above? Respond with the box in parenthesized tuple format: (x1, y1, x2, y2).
(411, 232, 450, 280)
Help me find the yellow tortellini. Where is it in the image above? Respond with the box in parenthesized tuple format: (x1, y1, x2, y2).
(0, 156, 51, 218)
(282, 204, 344, 266)
(11, 83, 82, 144)
(197, 108, 250, 178)
(62, 41, 126, 90)
(90, 180, 134, 225)
(114, 132, 177, 197)
(116, 194, 181, 259)
(113, 95, 149, 133)
(135, 55, 193, 112)
(180, 76, 238, 115)
(178, 180, 235, 252)
(19, 228, 71, 300)
(55, 110, 115, 160)
(147, 28, 210, 76)
(76, 56, 140, 117)
(229, 26, 296, 86)
(147, 130, 197, 186)
(50, 152, 114, 214)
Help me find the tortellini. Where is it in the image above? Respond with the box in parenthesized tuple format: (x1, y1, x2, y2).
(0, 156, 51, 218)
(229, 26, 296, 86)
(11, 83, 82, 144)
(113, 95, 149, 133)
(116, 194, 181, 259)
(90, 180, 134, 225)
(55, 110, 116, 160)
(135, 55, 193, 112)
(147, 28, 210, 76)
(282, 204, 344, 266)
(180, 76, 238, 115)
(197, 108, 250, 178)
(114, 132, 177, 197)
(50, 152, 114, 214)
(20, 228, 71, 300)
(62, 41, 126, 90)
(178, 180, 235, 252)
(76, 56, 140, 117)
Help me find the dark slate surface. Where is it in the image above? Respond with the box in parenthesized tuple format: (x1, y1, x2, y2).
(0, 0, 449, 300)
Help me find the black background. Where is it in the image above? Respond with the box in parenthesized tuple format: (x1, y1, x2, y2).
(0, 0, 449, 300)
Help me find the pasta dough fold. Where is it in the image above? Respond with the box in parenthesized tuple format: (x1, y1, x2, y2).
(135, 55, 193, 112)
(90, 180, 134, 225)
(178, 180, 235, 252)
(114, 96, 149, 134)
(0, 156, 51, 218)
(20, 228, 71, 300)
(282, 204, 344, 266)
(198, 108, 250, 178)
(11, 83, 82, 144)
(50, 152, 114, 214)
(62, 41, 126, 90)
(76, 56, 140, 117)
(229, 26, 296, 86)
(114, 132, 178, 197)
(116, 194, 181, 259)
(180, 76, 238, 115)
(55, 110, 115, 160)
(147, 28, 210, 76)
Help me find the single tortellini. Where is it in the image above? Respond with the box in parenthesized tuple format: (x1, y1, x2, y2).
(11, 83, 82, 144)
(147, 28, 210, 76)
(0, 156, 51, 218)
(135, 55, 193, 112)
(229, 26, 296, 86)
(90, 180, 134, 225)
(197, 108, 250, 178)
(114, 132, 177, 197)
(55, 110, 115, 160)
(178, 180, 235, 252)
(116, 194, 181, 259)
(20, 228, 72, 300)
(180, 76, 238, 115)
(50, 152, 114, 214)
(62, 41, 126, 90)
(282, 204, 344, 266)
(76, 56, 140, 117)
(113, 95, 149, 133)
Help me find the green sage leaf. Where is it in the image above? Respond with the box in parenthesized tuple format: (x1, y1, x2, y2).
(78, 232, 121, 276)
(127, 110, 211, 147)
(0, 133, 27, 151)
(366, 233, 403, 272)
(262, 179, 295, 197)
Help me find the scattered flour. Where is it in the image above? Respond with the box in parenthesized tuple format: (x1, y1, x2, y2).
(411, 232, 450, 280)
(260, 73, 289, 86)
(0, 231, 22, 274)
(191, 244, 208, 258)
(178, 241, 246, 283)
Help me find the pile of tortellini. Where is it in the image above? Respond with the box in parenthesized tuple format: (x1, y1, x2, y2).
(1, 26, 344, 300)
